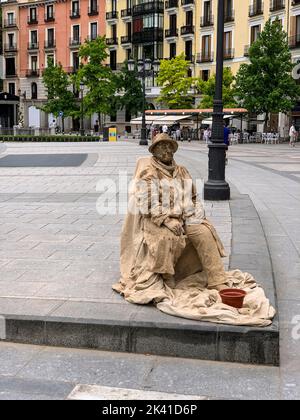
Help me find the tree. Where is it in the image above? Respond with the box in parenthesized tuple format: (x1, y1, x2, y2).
(76, 36, 116, 132)
(235, 18, 300, 129)
(41, 60, 78, 131)
(157, 54, 195, 109)
(115, 62, 144, 119)
(197, 67, 238, 109)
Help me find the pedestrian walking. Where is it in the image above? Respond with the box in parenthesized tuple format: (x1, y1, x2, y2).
(289, 124, 297, 147)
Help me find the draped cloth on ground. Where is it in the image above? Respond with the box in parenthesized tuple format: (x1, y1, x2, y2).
(113, 157, 276, 327)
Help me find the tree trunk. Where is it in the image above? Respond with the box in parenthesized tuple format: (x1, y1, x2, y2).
(98, 113, 102, 134)
(264, 112, 269, 133)
(62, 117, 65, 133)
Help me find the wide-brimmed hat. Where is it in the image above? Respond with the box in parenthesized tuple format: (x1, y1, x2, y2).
(149, 133, 178, 154)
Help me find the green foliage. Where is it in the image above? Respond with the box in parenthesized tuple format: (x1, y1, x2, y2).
(157, 54, 195, 109)
(41, 61, 78, 118)
(197, 68, 238, 108)
(235, 18, 300, 120)
(115, 62, 144, 117)
(76, 36, 116, 120)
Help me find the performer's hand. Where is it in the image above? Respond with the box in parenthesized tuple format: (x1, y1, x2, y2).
(164, 218, 184, 236)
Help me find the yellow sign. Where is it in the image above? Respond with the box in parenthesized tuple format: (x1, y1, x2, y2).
(109, 127, 117, 142)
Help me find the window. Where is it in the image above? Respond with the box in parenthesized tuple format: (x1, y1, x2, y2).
(5, 58, 16, 76)
(31, 30, 38, 46)
(73, 52, 79, 71)
(46, 5, 54, 20)
(31, 56, 38, 71)
(47, 28, 55, 47)
(201, 70, 210, 81)
(90, 0, 98, 13)
(203, 1, 211, 21)
(170, 14, 177, 32)
(29, 7, 37, 22)
(202, 35, 211, 57)
(186, 11, 193, 26)
(8, 83, 15, 95)
(112, 24, 117, 39)
(90, 22, 98, 40)
(31, 82, 37, 99)
(73, 25, 80, 41)
(8, 33, 14, 48)
(7, 13, 14, 25)
(110, 50, 117, 70)
(72, 1, 80, 16)
(170, 43, 176, 59)
(250, 25, 260, 44)
(185, 40, 193, 61)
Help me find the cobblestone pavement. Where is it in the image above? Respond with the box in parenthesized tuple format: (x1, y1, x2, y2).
(0, 141, 230, 319)
(0, 140, 299, 399)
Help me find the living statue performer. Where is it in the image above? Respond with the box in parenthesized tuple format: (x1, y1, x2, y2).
(113, 134, 275, 326)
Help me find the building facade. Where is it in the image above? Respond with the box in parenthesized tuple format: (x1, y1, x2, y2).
(106, 0, 300, 134)
(2, 0, 300, 132)
(1, 0, 106, 129)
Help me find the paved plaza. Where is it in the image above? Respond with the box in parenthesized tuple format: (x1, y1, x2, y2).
(0, 140, 299, 399)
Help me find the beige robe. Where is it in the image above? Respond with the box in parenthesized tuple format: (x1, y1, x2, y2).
(113, 157, 276, 327)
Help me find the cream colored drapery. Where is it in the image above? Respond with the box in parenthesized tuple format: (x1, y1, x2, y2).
(113, 158, 276, 327)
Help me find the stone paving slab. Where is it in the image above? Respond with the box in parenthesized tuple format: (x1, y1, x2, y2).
(0, 142, 278, 365)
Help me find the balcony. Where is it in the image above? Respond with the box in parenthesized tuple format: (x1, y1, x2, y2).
(121, 9, 132, 19)
(45, 14, 55, 22)
(4, 43, 18, 53)
(133, 1, 164, 16)
(196, 52, 214, 63)
(270, 0, 285, 12)
(70, 10, 80, 19)
(121, 35, 132, 44)
(106, 37, 118, 46)
(4, 19, 17, 28)
(88, 6, 99, 16)
(186, 54, 195, 63)
(165, 28, 178, 38)
(249, 2, 264, 17)
(26, 69, 40, 78)
(28, 17, 38, 25)
(106, 11, 119, 20)
(44, 40, 56, 50)
(180, 25, 195, 36)
(165, 0, 178, 8)
(200, 15, 214, 27)
(224, 48, 235, 60)
(224, 10, 235, 23)
(28, 42, 39, 51)
(181, 0, 194, 6)
(69, 38, 81, 48)
(5, 72, 17, 78)
(289, 35, 300, 49)
(132, 28, 164, 44)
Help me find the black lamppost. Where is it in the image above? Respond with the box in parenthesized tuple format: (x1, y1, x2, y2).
(80, 82, 84, 136)
(128, 58, 160, 146)
(204, 0, 230, 201)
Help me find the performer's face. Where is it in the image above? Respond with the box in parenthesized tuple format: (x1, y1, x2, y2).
(153, 142, 175, 164)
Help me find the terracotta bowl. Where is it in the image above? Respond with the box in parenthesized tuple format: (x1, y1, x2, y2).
(219, 289, 247, 309)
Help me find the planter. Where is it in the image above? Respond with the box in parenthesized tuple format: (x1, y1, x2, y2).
(219, 289, 247, 309)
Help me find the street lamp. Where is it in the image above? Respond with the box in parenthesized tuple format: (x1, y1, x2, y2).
(80, 81, 84, 137)
(128, 58, 160, 146)
(203, 0, 230, 201)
